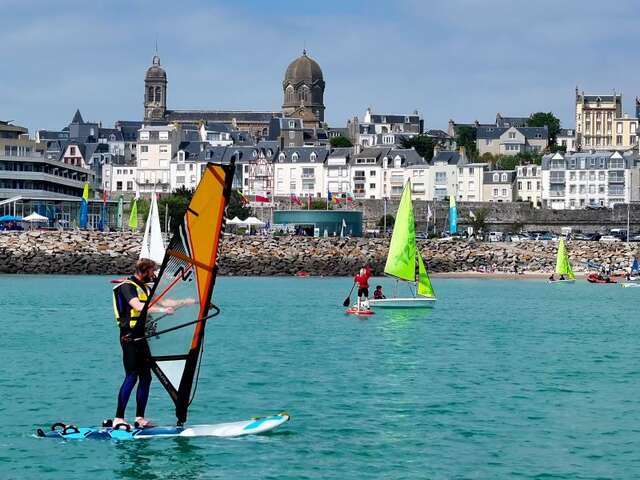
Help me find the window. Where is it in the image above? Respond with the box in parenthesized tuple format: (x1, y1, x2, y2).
(589, 171, 595, 181)
(159, 131, 169, 141)
(589, 185, 595, 194)
(289, 121, 296, 128)
(370, 171, 376, 176)
(159, 145, 168, 153)
(289, 131, 295, 139)
(292, 152, 299, 162)
(508, 131, 516, 139)
(177, 164, 185, 171)
(579, 185, 586, 194)
(501, 188, 507, 197)
(493, 188, 498, 196)
(70, 146, 76, 155)
(310, 152, 317, 162)
(290, 181, 296, 191)
(116, 181, 122, 190)
(501, 173, 507, 182)
(609, 158, 624, 169)
(126, 181, 133, 190)
(278, 152, 285, 162)
(527, 181, 531, 190)
(141, 146, 148, 153)
(435, 172, 447, 185)
(579, 171, 586, 181)
(569, 171, 576, 180)
(569, 185, 576, 194)
(369, 183, 376, 189)
(493, 173, 499, 182)
(177, 176, 185, 184)
(617, 135, 623, 145)
(469, 167, 474, 174)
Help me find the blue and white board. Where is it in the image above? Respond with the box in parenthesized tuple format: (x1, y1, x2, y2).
(37, 413, 290, 440)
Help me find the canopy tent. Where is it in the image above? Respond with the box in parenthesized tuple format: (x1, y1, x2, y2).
(23, 212, 49, 222)
(243, 216, 266, 226)
(0, 215, 23, 222)
(226, 216, 245, 225)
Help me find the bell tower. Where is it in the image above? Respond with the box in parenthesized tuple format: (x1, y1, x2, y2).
(144, 54, 167, 121)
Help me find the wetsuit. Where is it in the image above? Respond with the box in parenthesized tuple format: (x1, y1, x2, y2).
(113, 276, 152, 420)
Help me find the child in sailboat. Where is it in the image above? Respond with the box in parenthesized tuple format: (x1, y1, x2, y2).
(373, 285, 385, 300)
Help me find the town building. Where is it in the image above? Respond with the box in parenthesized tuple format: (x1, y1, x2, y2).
(575, 89, 638, 151)
(476, 126, 548, 156)
(324, 147, 352, 197)
(273, 147, 329, 198)
(430, 150, 467, 200)
(556, 129, 577, 153)
(483, 170, 517, 202)
(540, 150, 638, 209)
(136, 124, 181, 194)
(515, 164, 542, 206)
(348, 108, 423, 148)
(457, 163, 488, 202)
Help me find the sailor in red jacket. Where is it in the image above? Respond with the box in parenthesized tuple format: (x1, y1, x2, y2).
(354, 266, 372, 310)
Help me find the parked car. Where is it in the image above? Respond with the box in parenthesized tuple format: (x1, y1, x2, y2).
(540, 233, 558, 241)
(416, 232, 429, 240)
(629, 233, 640, 242)
(487, 231, 504, 242)
(510, 233, 530, 242)
(573, 233, 592, 241)
(600, 235, 621, 243)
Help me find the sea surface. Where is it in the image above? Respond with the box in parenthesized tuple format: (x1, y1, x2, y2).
(1, 275, 639, 479)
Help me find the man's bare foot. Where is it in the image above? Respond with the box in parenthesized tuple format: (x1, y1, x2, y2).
(135, 417, 155, 428)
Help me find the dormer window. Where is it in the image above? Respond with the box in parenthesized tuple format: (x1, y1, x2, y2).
(310, 152, 317, 162)
(394, 155, 401, 168)
(501, 173, 507, 182)
(278, 152, 285, 162)
(267, 149, 273, 157)
(493, 173, 499, 182)
(178, 151, 185, 162)
(289, 121, 296, 128)
(252, 150, 257, 158)
(292, 152, 299, 162)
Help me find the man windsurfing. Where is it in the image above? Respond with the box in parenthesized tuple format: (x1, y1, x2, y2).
(112, 258, 193, 428)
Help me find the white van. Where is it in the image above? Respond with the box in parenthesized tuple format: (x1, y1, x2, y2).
(488, 231, 503, 242)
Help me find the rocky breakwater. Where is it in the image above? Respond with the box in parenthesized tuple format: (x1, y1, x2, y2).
(0, 231, 142, 274)
(0, 231, 636, 275)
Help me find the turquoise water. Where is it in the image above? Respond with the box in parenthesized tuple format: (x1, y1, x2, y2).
(1, 276, 640, 479)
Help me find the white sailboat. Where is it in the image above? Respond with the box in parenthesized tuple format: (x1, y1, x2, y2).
(369, 181, 436, 309)
(140, 192, 165, 265)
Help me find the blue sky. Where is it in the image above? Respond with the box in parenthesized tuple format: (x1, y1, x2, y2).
(2, 0, 640, 133)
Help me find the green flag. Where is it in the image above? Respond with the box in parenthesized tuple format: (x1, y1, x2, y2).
(129, 198, 138, 231)
(116, 195, 123, 230)
(555, 239, 575, 279)
(384, 181, 416, 281)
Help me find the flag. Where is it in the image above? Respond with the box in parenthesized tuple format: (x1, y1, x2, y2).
(427, 205, 433, 221)
(99, 189, 108, 231)
(255, 194, 270, 203)
(238, 191, 249, 205)
(79, 182, 89, 229)
(449, 195, 458, 234)
(346, 192, 354, 202)
(340, 218, 347, 238)
(116, 195, 123, 230)
(332, 196, 341, 204)
(129, 196, 138, 231)
(291, 195, 303, 206)
(469, 210, 476, 220)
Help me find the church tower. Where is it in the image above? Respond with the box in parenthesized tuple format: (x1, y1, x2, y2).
(144, 54, 167, 121)
(282, 50, 325, 126)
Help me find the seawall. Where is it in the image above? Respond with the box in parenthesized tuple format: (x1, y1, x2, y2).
(0, 231, 634, 275)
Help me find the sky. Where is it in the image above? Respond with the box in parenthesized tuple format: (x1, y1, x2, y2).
(2, 0, 640, 134)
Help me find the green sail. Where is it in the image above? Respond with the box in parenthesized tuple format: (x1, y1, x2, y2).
(417, 254, 435, 298)
(555, 239, 575, 279)
(384, 182, 416, 281)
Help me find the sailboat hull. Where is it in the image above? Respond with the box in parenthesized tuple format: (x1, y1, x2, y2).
(369, 297, 436, 309)
(548, 279, 575, 284)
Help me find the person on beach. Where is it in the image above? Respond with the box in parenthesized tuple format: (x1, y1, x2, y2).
(354, 266, 372, 310)
(373, 285, 385, 300)
(112, 258, 194, 429)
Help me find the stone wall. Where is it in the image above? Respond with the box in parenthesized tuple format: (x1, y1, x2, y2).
(0, 231, 635, 275)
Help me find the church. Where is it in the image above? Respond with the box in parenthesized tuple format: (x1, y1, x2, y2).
(143, 50, 326, 140)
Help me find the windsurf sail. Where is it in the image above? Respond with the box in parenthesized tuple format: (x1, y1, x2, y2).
(140, 193, 165, 265)
(141, 161, 234, 425)
(632, 257, 639, 274)
(384, 181, 416, 281)
(449, 194, 457, 234)
(417, 254, 435, 298)
(555, 239, 575, 279)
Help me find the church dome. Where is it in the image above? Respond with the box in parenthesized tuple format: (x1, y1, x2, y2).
(284, 50, 323, 85)
(145, 55, 167, 81)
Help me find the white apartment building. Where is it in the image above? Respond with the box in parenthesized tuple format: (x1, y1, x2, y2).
(351, 148, 386, 199)
(136, 124, 181, 194)
(556, 129, 577, 153)
(103, 164, 137, 194)
(515, 164, 542, 205)
(325, 148, 352, 197)
(430, 150, 466, 200)
(541, 151, 638, 209)
(457, 163, 488, 202)
(274, 148, 328, 198)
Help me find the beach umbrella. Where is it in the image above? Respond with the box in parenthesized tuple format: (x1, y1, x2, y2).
(226, 216, 244, 225)
(23, 212, 49, 222)
(243, 216, 265, 226)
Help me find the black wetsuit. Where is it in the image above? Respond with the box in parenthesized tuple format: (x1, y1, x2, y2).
(114, 277, 152, 419)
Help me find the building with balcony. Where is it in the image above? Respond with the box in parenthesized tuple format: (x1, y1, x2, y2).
(324, 147, 352, 197)
(457, 163, 488, 202)
(541, 151, 639, 209)
(273, 147, 329, 198)
(136, 124, 181, 194)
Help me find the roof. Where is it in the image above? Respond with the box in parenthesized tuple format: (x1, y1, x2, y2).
(476, 126, 548, 140)
(284, 50, 323, 85)
(432, 150, 463, 165)
(165, 110, 281, 123)
(581, 94, 620, 103)
(38, 130, 69, 141)
(484, 170, 516, 183)
(0, 121, 28, 134)
(277, 147, 330, 163)
(388, 148, 427, 167)
(495, 114, 529, 128)
(71, 109, 84, 124)
(145, 55, 167, 81)
(425, 129, 451, 139)
(557, 128, 575, 137)
(369, 114, 420, 124)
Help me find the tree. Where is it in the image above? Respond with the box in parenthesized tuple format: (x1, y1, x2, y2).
(399, 135, 435, 161)
(495, 155, 518, 170)
(227, 190, 251, 220)
(311, 199, 328, 210)
(528, 112, 561, 145)
(455, 125, 478, 159)
(330, 136, 353, 148)
(158, 186, 193, 232)
(515, 151, 542, 166)
(480, 152, 497, 168)
(469, 208, 489, 235)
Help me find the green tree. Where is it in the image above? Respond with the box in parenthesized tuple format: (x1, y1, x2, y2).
(399, 135, 435, 161)
(455, 125, 478, 159)
(495, 155, 519, 170)
(158, 186, 193, 232)
(227, 190, 251, 220)
(330, 136, 353, 148)
(480, 152, 497, 168)
(311, 199, 329, 210)
(469, 208, 489, 235)
(515, 151, 543, 165)
(528, 112, 561, 145)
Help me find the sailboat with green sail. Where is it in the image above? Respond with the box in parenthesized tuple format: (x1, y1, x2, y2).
(369, 181, 436, 308)
(549, 238, 575, 283)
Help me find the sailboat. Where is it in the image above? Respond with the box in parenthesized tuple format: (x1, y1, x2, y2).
(549, 238, 575, 283)
(140, 192, 165, 265)
(38, 159, 290, 439)
(369, 181, 436, 309)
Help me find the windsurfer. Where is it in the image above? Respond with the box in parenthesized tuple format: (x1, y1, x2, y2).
(354, 266, 372, 310)
(112, 258, 195, 428)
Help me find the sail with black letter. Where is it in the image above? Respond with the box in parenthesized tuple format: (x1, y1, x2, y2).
(141, 161, 234, 425)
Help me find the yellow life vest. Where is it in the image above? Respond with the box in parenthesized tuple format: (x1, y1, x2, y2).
(113, 279, 149, 329)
